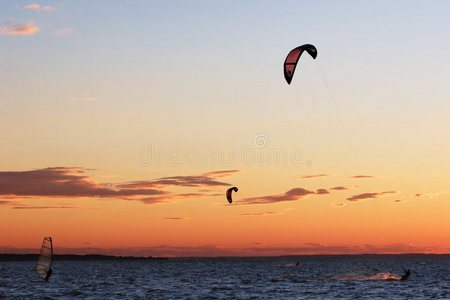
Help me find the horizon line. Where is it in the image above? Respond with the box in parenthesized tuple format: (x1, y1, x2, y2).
(1, 252, 449, 259)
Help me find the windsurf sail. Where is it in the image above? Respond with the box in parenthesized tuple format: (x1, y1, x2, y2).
(36, 237, 53, 280)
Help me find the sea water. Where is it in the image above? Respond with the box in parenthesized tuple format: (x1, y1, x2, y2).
(0, 255, 449, 299)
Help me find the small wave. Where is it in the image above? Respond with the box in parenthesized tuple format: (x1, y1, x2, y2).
(147, 288, 166, 293)
(337, 272, 401, 281)
(368, 272, 401, 281)
(65, 289, 84, 296)
(210, 285, 232, 291)
(278, 263, 299, 267)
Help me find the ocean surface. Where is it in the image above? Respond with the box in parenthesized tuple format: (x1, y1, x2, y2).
(0, 255, 449, 299)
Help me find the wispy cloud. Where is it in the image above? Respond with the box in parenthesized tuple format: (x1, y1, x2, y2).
(161, 217, 189, 220)
(118, 171, 236, 189)
(0, 167, 167, 201)
(239, 211, 280, 216)
(349, 175, 375, 179)
(240, 188, 315, 205)
(140, 193, 215, 204)
(413, 191, 450, 199)
(347, 191, 397, 202)
(330, 186, 349, 190)
(239, 182, 356, 205)
(316, 188, 329, 194)
(0, 200, 21, 205)
(0, 24, 39, 35)
(1, 199, 78, 210)
(52, 27, 73, 36)
(12, 205, 76, 210)
(294, 174, 329, 179)
(202, 170, 241, 178)
(24, 4, 56, 11)
(0, 167, 239, 206)
(238, 243, 448, 256)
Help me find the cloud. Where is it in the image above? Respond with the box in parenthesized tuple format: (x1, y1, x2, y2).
(316, 188, 329, 194)
(0, 167, 239, 206)
(161, 217, 188, 220)
(24, 4, 56, 11)
(413, 191, 450, 199)
(118, 171, 236, 189)
(240, 188, 315, 205)
(12, 205, 76, 210)
(347, 191, 397, 202)
(0, 167, 167, 201)
(239, 211, 280, 216)
(24, 4, 40, 10)
(140, 193, 214, 204)
(238, 183, 349, 205)
(0, 200, 21, 205)
(238, 243, 448, 256)
(349, 175, 375, 179)
(294, 174, 328, 179)
(52, 27, 73, 36)
(0, 24, 39, 35)
(202, 170, 241, 178)
(330, 186, 349, 191)
(1, 199, 78, 210)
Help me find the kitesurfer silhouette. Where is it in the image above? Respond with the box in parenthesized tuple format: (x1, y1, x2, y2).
(45, 268, 52, 281)
(295, 262, 300, 266)
(400, 269, 410, 280)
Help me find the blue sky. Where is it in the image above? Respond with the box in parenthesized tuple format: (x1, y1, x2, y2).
(1, 0, 449, 174)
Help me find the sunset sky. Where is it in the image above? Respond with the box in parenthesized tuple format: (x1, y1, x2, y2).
(1, 1, 449, 256)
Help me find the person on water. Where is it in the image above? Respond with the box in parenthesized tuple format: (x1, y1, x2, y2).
(400, 269, 410, 280)
(45, 268, 52, 281)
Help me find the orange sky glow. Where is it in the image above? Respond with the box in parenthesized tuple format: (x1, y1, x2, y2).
(1, 1, 449, 257)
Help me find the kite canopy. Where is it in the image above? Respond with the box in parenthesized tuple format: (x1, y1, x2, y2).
(226, 187, 238, 204)
(284, 44, 317, 84)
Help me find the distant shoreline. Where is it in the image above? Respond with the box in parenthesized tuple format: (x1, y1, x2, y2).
(0, 253, 448, 261)
(0, 254, 168, 261)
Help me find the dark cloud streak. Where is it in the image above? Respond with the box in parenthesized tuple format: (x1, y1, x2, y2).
(0, 167, 239, 205)
(295, 174, 329, 179)
(347, 191, 396, 202)
(0, 167, 166, 199)
(240, 188, 315, 205)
